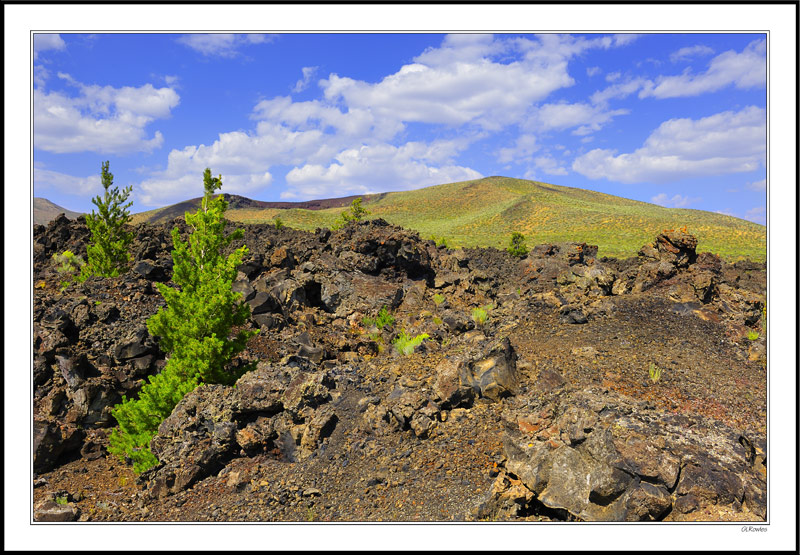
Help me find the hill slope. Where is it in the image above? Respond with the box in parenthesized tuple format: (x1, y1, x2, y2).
(131, 177, 766, 261)
(34, 198, 84, 226)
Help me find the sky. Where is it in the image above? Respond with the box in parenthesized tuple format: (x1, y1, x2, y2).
(33, 32, 767, 223)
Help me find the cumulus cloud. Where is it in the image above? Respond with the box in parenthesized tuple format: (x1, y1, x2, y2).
(293, 66, 319, 93)
(251, 96, 402, 141)
(528, 102, 629, 135)
(643, 39, 765, 98)
(590, 77, 654, 105)
(747, 178, 766, 192)
(497, 134, 539, 164)
(34, 34, 65, 60)
(586, 66, 601, 77)
(177, 33, 277, 57)
(283, 141, 482, 199)
(321, 33, 636, 132)
(138, 161, 273, 206)
(34, 65, 50, 89)
(669, 44, 715, 63)
(34, 74, 180, 154)
(532, 154, 569, 176)
(745, 206, 766, 224)
(572, 106, 765, 183)
(34, 167, 102, 196)
(650, 193, 701, 208)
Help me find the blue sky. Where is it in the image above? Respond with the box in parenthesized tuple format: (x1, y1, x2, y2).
(33, 32, 766, 224)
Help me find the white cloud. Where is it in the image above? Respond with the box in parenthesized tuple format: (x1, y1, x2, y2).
(293, 66, 319, 93)
(414, 33, 505, 66)
(34, 75, 180, 154)
(283, 141, 482, 199)
(320, 33, 636, 132)
(33, 34, 65, 59)
(643, 39, 766, 98)
(527, 102, 629, 135)
(251, 96, 403, 142)
(244, 34, 277, 45)
(650, 193, 701, 208)
(605, 71, 621, 82)
(34, 65, 50, 88)
(747, 178, 767, 192)
(586, 66, 601, 77)
(590, 77, 653, 105)
(532, 154, 569, 176)
(670, 45, 715, 63)
(745, 205, 766, 224)
(138, 164, 273, 206)
(497, 134, 539, 164)
(177, 33, 276, 57)
(572, 106, 765, 183)
(34, 167, 102, 196)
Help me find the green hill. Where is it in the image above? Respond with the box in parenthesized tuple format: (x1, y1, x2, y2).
(131, 176, 766, 261)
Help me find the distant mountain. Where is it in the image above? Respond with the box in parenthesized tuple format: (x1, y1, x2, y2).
(130, 177, 766, 261)
(34, 198, 84, 226)
(130, 193, 382, 225)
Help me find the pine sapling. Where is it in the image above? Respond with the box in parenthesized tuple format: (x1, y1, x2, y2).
(81, 161, 134, 280)
(108, 168, 258, 473)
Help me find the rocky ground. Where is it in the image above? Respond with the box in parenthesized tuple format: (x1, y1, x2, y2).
(32, 214, 767, 522)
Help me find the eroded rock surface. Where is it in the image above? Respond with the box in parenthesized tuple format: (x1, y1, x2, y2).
(474, 386, 766, 521)
(32, 216, 766, 522)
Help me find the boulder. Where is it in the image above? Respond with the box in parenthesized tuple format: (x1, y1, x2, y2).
(433, 337, 519, 405)
(639, 230, 697, 268)
(34, 499, 80, 522)
(33, 419, 84, 473)
(487, 387, 767, 521)
(132, 259, 167, 281)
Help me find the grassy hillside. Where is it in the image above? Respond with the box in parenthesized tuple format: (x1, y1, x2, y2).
(132, 176, 766, 261)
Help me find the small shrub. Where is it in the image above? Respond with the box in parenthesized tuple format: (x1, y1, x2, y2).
(363, 306, 394, 330)
(55, 496, 68, 505)
(746, 329, 760, 341)
(648, 362, 662, 384)
(375, 306, 395, 329)
(392, 330, 429, 356)
(52, 250, 85, 291)
(274, 216, 285, 230)
(433, 294, 445, 306)
(472, 304, 492, 326)
(507, 231, 529, 258)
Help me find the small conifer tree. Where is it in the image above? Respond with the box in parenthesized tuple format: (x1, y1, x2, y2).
(507, 231, 529, 258)
(147, 169, 257, 384)
(333, 197, 370, 229)
(81, 161, 134, 280)
(108, 169, 258, 473)
(347, 197, 369, 221)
